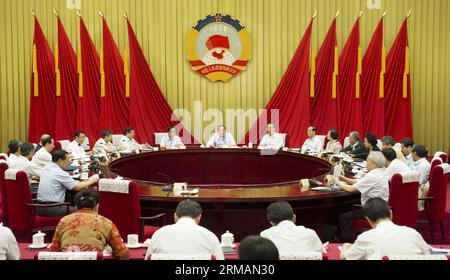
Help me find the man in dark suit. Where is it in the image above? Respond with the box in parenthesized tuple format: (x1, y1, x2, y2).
(341, 131, 368, 159)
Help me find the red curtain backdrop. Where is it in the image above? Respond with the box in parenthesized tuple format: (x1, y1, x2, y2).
(99, 18, 130, 135)
(338, 18, 363, 142)
(54, 18, 79, 141)
(76, 17, 101, 141)
(310, 19, 340, 136)
(385, 20, 413, 142)
(126, 19, 197, 145)
(28, 17, 56, 143)
(361, 19, 385, 138)
(241, 20, 314, 147)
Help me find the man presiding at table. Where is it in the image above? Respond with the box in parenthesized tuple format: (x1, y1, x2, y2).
(160, 126, 185, 150)
(66, 130, 92, 158)
(206, 125, 237, 148)
(258, 124, 284, 150)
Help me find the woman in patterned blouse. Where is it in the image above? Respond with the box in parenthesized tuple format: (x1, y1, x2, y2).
(49, 189, 129, 260)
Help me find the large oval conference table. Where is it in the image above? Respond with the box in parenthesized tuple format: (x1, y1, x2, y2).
(107, 148, 360, 240)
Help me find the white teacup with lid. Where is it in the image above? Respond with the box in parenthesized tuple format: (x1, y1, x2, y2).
(221, 230, 234, 247)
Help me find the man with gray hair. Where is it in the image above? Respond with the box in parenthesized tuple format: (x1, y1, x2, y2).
(258, 124, 285, 150)
(341, 131, 367, 157)
(334, 151, 389, 240)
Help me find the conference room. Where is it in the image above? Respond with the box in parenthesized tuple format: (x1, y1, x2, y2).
(0, 0, 449, 277)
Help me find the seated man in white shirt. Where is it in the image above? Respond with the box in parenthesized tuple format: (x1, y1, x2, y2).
(382, 148, 411, 181)
(119, 127, 152, 154)
(381, 136, 405, 162)
(206, 125, 237, 148)
(93, 129, 125, 159)
(145, 200, 224, 260)
(66, 130, 92, 159)
(6, 139, 22, 167)
(160, 126, 185, 150)
(400, 138, 415, 169)
(301, 126, 323, 155)
(8, 142, 36, 178)
(258, 124, 284, 150)
(30, 135, 55, 177)
(37, 150, 99, 216)
(238, 236, 279, 260)
(334, 151, 389, 241)
(260, 201, 323, 254)
(0, 225, 20, 260)
(411, 145, 431, 185)
(340, 198, 431, 260)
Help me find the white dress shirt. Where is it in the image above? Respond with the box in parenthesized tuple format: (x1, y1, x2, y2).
(323, 140, 343, 155)
(260, 220, 323, 254)
(344, 220, 431, 260)
(37, 162, 77, 203)
(0, 226, 20, 260)
(405, 153, 414, 169)
(145, 217, 224, 260)
(7, 154, 33, 176)
(30, 147, 52, 177)
(301, 136, 323, 154)
(384, 159, 411, 181)
(206, 132, 236, 148)
(353, 168, 389, 205)
(259, 133, 284, 150)
(411, 157, 431, 185)
(119, 135, 140, 153)
(93, 138, 116, 157)
(66, 140, 86, 158)
(160, 135, 184, 149)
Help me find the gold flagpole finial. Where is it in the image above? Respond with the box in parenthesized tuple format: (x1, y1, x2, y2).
(335, 9, 340, 19)
(53, 8, 59, 17)
(99, 10, 105, 18)
(31, 9, 36, 16)
(358, 10, 363, 18)
(312, 10, 317, 20)
(382, 10, 387, 18)
(76, 9, 82, 17)
(406, 9, 412, 19)
(124, 12, 128, 19)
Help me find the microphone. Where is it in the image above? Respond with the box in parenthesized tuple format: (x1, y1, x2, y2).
(156, 172, 173, 191)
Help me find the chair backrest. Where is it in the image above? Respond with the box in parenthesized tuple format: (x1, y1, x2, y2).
(0, 160, 9, 224)
(434, 152, 448, 164)
(279, 252, 327, 260)
(0, 153, 7, 160)
(343, 137, 350, 149)
(4, 169, 33, 233)
(58, 140, 70, 151)
(383, 255, 449, 260)
(376, 139, 382, 150)
(389, 171, 420, 228)
(37, 251, 103, 260)
(82, 137, 90, 151)
(430, 158, 443, 180)
(154, 133, 168, 145)
(316, 135, 326, 149)
(427, 163, 450, 223)
(52, 141, 62, 152)
(112, 135, 123, 147)
(280, 133, 287, 147)
(98, 179, 141, 239)
(148, 254, 215, 260)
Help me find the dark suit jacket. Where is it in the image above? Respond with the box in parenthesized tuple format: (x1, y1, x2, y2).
(342, 141, 370, 160)
(352, 144, 380, 160)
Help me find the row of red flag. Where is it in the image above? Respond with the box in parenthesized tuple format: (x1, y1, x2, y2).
(244, 16, 412, 146)
(29, 16, 192, 146)
(29, 15, 412, 147)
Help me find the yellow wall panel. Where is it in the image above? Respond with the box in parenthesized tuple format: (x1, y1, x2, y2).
(0, 0, 449, 153)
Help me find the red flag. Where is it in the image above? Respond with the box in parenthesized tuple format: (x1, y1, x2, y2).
(28, 17, 56, 143)
(361, 19, 385, 138)
(126, 19, 197, 145)
(54, 18, 79, 140)
(338, 18, 363, 142)
(99, 18, 130, 135)
(385, 20, 413, 142)
(76, 17, 101, 141)
(241, 20, 313, 147)
(310, 19, 340, 135)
